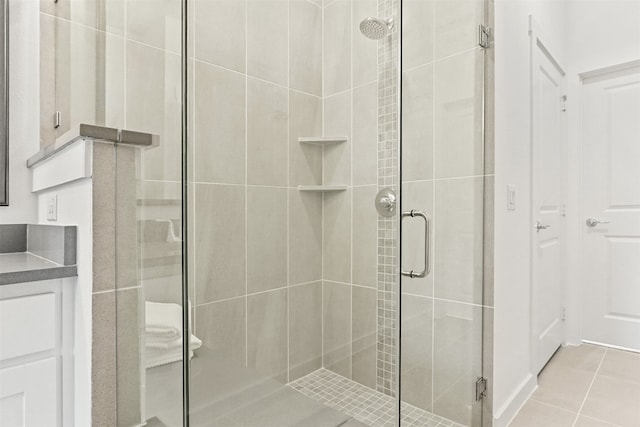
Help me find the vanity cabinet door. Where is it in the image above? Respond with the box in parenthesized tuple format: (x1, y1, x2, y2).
(0, 293, 56, 362)
(0, 357, 58, 427)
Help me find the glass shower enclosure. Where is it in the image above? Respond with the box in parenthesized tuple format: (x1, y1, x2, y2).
(42, 0, 492, 424)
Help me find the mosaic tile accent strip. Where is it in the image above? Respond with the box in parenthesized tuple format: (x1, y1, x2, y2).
(376, 0, 400, 397)
(289, 369, 464, 427)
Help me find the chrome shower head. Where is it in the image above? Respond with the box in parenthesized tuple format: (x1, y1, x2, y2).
(359, 17, 394, 40)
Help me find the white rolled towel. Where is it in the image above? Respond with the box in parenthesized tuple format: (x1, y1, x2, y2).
(145, 335, 202, 369)
(145, 301, 183, 339)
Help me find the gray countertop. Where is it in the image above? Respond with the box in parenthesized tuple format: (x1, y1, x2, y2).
(0, 224, 78, 286)
(0, 252, 78, 285)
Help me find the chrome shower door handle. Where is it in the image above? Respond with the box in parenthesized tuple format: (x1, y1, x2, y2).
(401, 210, 431, 278)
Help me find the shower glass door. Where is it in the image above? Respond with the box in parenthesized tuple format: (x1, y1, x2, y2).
(174, 0, 490, 425)
(399, 0, 491, 426)
(184, 0, 405, 425)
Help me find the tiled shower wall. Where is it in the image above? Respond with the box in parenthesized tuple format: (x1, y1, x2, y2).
(320, 0, 382, 393)
(188, 0, 326, 384)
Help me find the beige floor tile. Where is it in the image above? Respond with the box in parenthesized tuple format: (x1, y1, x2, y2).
(549, 344, 606, 374)
(598, 349, 640, 385)
(581, 375, 640, 427)
(508, 400, 577, 427)
(532, 362, 595, 412)
(574, 415, 620, 427)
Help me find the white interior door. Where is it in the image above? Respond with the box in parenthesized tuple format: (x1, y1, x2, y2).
(531, 28, 567, 374)
(581, 64, 640, 351)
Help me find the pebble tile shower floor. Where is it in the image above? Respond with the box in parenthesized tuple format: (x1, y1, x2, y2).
(288, 369, 465, 427)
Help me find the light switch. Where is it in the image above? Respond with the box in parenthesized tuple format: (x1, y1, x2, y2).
(507, 185, 516, 211)
(47, 195, 57, 221)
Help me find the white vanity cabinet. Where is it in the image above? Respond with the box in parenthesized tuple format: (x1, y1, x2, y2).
(0, 279, 74, 427)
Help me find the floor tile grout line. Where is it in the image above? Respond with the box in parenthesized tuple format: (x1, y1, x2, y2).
(571, 347, 608, 427)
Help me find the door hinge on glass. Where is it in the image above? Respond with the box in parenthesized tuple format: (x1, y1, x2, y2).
(561, 95, 568, 112)
(475, 377, 487, 401)
(54, 111, 61, 129)
(478, 25, 492, 48)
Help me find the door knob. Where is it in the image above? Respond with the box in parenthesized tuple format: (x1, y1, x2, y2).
(585, 218, 610, 227)
(535, 221, 550, 231)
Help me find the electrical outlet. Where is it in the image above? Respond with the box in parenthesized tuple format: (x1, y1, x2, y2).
(507, 185, 516, 211)
(47, 195, 58, 221)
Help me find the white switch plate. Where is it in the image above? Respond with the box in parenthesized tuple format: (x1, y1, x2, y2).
(507, 185, 516, 211)
(46, 195, 57, 221)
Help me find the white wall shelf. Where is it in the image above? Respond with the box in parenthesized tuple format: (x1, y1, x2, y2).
(298, 186, 348, 192)
(298, 136, 348, 145)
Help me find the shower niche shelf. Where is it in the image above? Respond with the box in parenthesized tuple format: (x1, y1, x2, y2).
(298, 136, 348, 145)
(298, 185, 347, 192)
(298, 135, 348, 192)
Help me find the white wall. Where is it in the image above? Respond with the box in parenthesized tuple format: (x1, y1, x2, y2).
(0, 0, 38, 224)
(494, 1, 640, 425)
(493, 1, 566, 425)
(37, 176, 92, 427)
(564, 0, 640, 345)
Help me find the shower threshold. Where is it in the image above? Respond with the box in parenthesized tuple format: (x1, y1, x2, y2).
(289, 369, 465, 427)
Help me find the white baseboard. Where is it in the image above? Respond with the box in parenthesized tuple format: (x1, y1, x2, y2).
(493, 374, 537, 427)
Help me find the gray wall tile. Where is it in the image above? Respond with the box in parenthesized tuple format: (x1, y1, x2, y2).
(196, 298, 247, 362)
(247, 78, 288, 187)
(401, 294, 433, 411)
(352, 186, 377, 288)
(289, 1, 322, 96)
(194, 0, 246, 72)
(247, 0, 288, 86)
(289, 282, 323, 380)
(323, 281, 351, 378)
(323, 91, 352, 186)
(352, 286, 376, 389)
(247, 187, 288, 293)
(126, 41, 181, 181)
(289, 190, 322, 286)
(434, 0, 484, 60)
(352, 0, 378, 87)
(289, 91, 323, 186)
(116, 145, 138, 289)
(195, 184, 246, 304)
(323, 1, 351, 96)
(352, 83, 378, 186)
(194, 62, 246, 185)
(40, 14, 56, 148)
(402, 0, 434, 70)
(93, 142, 116, 293)
(402, 64, 434, 182)
(247, 289, 288, 382)
(92, 291, 117, 426)
(432, 300, 483, 425)
(116, 288, 143, 427)
(323, 190, 352, 284)
(434, 177, 484, 305)
(434, 49, 484, 179)
(126, 0, 180, 54)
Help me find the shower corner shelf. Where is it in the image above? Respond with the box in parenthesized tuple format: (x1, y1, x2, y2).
(298, 185, 348, 192)
(298, 136, 348, 145)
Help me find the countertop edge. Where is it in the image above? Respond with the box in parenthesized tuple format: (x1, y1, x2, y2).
(0, 265, 78, 286)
